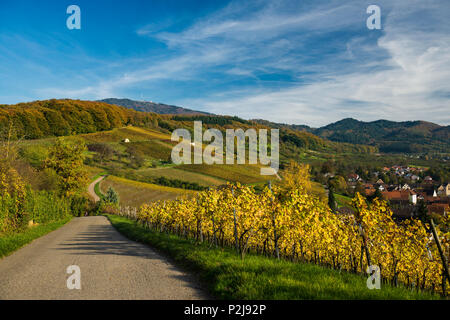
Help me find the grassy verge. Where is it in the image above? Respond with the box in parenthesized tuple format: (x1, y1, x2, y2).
(0, 216, 72, 258)
(106, 214, 440, 300)
(94, 179, 105, 200)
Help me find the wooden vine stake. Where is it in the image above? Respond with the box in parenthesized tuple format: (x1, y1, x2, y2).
(232, 187, 240, 255)
(429, 218, 450, 294)
(268, 181, 280, 260)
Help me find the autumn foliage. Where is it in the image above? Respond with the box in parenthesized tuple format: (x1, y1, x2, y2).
(0, 99, 159, 139)
(134, 181, 449, 295)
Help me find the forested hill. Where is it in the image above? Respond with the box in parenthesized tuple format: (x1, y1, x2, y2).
(0, 99, 376, 156)
(99, 98, 209, 115)
(0, 99, 158, 139)
(253, 118, 450, 154)
(313, 118, 450, 153)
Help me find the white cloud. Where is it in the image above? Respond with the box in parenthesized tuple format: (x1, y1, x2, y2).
(178, 0, 450, 126)
(32, 0, 450, 126)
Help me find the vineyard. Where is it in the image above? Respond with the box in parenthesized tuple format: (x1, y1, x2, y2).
(120, 179, 450, 297)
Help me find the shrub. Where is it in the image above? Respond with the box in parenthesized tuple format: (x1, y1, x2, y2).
(104, 187, 119, 205)
(69, 195, 89, 217)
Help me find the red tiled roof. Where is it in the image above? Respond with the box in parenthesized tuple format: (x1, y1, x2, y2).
(382, 190, 413, 201)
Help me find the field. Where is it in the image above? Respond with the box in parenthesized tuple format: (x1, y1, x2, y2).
(178, 163, 273, 184)
(77, 126, 279, 190)
(80, 126, 172, 143)
(99, 175, 194, 208)
(135, 167, 226, 187)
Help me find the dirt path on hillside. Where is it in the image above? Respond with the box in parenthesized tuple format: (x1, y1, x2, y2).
(88, 176, 106, 203)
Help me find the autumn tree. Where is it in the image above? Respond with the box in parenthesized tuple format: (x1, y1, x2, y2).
(44, 138, 88, 197)
(279, 160, 312, 195)
(329, 175, 348, 195)
(0, 120, 28, 232)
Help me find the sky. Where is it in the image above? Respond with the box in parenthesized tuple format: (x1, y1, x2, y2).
(0, 0, 449, 127)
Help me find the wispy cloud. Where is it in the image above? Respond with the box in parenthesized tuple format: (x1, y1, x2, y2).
(172, 0, 450, 126)
(13, 0, 450, 126)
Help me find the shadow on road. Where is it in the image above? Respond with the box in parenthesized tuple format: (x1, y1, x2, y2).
(55, 223, 161, 259)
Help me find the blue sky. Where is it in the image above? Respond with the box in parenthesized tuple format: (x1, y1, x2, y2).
(0, 0, 449, 127)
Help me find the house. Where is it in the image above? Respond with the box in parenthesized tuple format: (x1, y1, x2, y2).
(437, 184, 450, 197)
(123, 138, 130, 143)
(348, 173, 360, 182)
(424, 176, 433, 182)
(376, 179, 384, 185)
(401, 183, 411, 190)
(382, 190, 416, 204)
(409, 190, 417, 205)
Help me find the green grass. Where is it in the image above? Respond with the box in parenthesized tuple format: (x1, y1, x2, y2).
(106, 214, 440, 300)
(0, 216, 72, 258)
(94, 180, 105, 200)
(335, 193, 353, 208)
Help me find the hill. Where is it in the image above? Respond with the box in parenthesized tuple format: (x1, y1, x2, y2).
(0, 99, 158, 139)
(99, 98, 209, 115)
(254, 118, 449, 154)
(313, 118, 450, 153)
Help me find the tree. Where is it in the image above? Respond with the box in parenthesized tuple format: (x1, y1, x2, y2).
(279, 160, 312, 195)
(328, 186, 337, 212)
(417, 199, 428, 223)
(44, 138, 88, 196)
(87, 143, 114, 165)
(329, 175, 347, 195)
(321, 160, 334, 174)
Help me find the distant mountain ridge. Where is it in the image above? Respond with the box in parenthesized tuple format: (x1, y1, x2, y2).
(312, 118, 449, 153)
(253, 117, 449, 153)
(99, 98, 210, 115)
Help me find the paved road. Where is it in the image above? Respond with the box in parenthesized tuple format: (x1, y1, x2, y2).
(0, 216, 207, 300)
(88, 176, 106, 203)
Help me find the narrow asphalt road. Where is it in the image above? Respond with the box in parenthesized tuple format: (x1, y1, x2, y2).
(0, 216, 207, 300)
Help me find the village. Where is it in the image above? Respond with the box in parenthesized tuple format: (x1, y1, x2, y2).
(345, 165, 450, 219)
